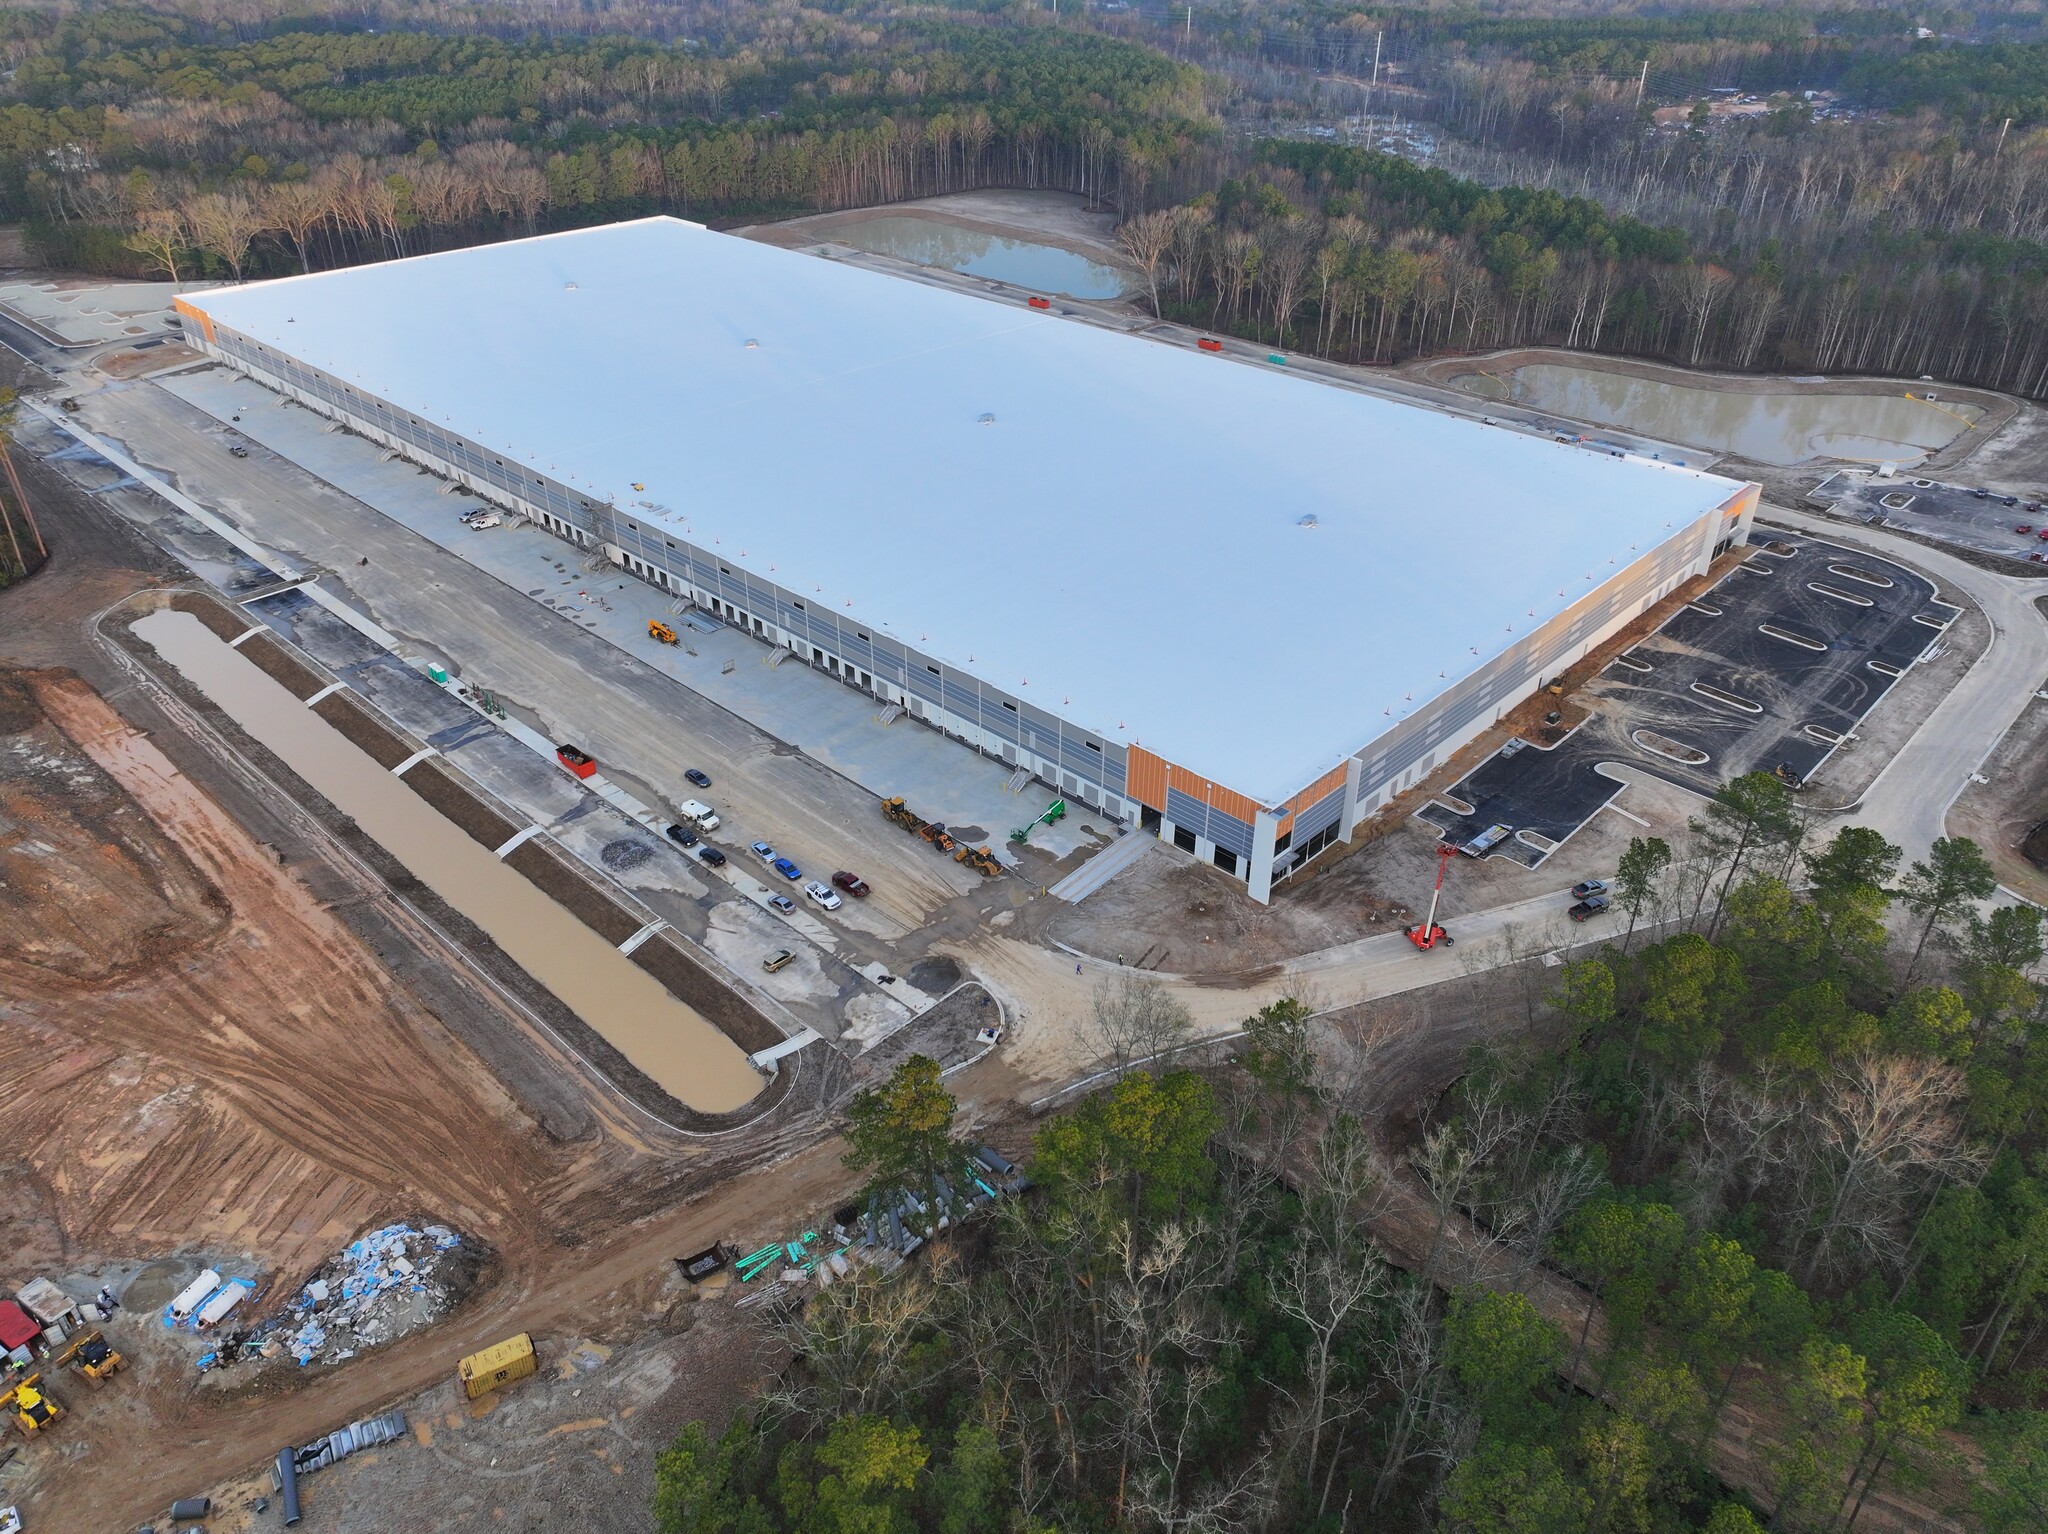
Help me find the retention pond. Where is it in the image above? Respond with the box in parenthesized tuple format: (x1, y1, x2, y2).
(823, 213, 1131, 298)
(134, 608, 765, 1114)
(1460, 363, 1982, 466)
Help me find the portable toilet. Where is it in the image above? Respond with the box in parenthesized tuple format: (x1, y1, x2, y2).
(458, 1334, 537, 1400)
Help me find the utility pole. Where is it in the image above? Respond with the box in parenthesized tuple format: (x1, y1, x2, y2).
(1362, 28, 1381, 135)
(1636, 58, 1649, 109)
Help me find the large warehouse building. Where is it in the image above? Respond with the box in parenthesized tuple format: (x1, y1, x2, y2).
(175, 216, 1756, 902)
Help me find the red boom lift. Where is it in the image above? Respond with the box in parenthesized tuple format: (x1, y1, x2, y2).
(1406, 843, 1458, 951)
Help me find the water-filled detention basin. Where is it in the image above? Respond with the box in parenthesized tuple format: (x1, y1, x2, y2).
(1465, 363, 1981, 466)
(824, 214, 1131, 299)
(134, 609, 764, 1113)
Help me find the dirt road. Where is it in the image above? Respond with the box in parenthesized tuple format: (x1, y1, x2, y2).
(0, 401, 865, 1529)
(2, 663, 860, 1528)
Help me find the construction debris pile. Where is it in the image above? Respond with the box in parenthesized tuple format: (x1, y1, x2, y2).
(734, 1146, 1025, 1309)
(244, 1224, 468, 1368)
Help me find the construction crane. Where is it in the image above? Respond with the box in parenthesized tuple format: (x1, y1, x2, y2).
(50, 1328, 122, 1387)
(1406, 843, 1458, 951)
(4, 1375, 63, 1437)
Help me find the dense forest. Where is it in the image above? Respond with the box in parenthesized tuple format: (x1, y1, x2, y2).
(0, 4, 1219, 278)
(1118, 137, 2048, 395)
(661, 780, 2048, 1532)
(16, 2, 2048, 394)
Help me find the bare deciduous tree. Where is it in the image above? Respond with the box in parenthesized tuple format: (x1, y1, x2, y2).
(184, 190, 268, 280)
(1089, 973, 1194, 1081)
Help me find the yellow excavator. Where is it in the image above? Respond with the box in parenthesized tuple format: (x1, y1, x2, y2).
(4, 1374, 63, 1437)
(51, 1328, 122, 1388)
(648, 619, 679, 645)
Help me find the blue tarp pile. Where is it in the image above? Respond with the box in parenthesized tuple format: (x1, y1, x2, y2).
(248, 1222, 465, 1367)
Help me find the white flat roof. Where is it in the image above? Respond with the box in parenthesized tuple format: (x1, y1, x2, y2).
(185, 217, 1745, 803)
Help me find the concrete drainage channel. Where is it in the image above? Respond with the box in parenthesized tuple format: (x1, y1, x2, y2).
(104, 588, 810, 1132)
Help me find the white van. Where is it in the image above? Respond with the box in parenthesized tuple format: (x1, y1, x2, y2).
(679, 799, 721, 831)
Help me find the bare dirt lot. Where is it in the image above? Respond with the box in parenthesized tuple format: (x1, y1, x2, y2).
(0, 401, 868, 1531)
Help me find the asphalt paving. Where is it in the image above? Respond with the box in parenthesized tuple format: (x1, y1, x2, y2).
(1420, 530, 1950, 867)
(1815, 469, 2048, 564)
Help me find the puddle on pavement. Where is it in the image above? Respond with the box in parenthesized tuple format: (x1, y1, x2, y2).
(1463, 363, 1981, 466)
(133, 609, 764, 1112)
(823, 213, 1131, 298)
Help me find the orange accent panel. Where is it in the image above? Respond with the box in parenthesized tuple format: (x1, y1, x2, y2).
(172, 297, 215, 344)
(1167, 764, 1262, 827)
(1721, 483, 1759, 519)
(1126, 745, 1168, 811)
(1126, 745, 1265, 826)
(1276, 763, 1349, 833)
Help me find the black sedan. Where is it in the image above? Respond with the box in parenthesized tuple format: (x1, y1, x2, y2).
(697, 845, 728, 867)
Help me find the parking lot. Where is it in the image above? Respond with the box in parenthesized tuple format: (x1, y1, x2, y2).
(1812, 469, 2048, 564)
(1420, 532, 1951, 867)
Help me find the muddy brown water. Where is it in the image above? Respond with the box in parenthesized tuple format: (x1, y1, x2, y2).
(134, 609, 764, 1112)
(1464, 363, 1981, 466)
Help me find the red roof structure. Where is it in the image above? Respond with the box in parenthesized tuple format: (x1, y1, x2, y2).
(0, 1299, 42, 1352)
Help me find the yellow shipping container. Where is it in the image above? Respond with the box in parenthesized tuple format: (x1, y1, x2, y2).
(457, 1333, 537, 1400)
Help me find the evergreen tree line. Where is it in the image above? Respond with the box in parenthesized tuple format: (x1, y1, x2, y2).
(653, 784, 2048, 1533)
(0, 7, 1217, 278)
(1115, 140, 2048, 397)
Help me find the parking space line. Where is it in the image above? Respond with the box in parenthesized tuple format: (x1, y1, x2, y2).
(1760, 623, 1828, 652)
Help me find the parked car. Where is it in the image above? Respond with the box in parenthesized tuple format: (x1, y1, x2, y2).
(751, 841, 775, 863)
(773, 857, 801, 881)
(1570, 879, 1607, 899)
(767, 894, 795, 913)
(2005, 495, 2020, 506)
(1568, 895, 1611, 922)
(1973, 488, 1990, 499)
(664, 823, 699, 848)
(804, 880, 842, 910)
(697, 846, 727, 867)
(677, 799, 720, 831)
(762, 949, 795, 973)
(685, 768, 712, 788)
(2016, 525, 2033, 535)
(226, 443, 249, 458)
(831, 871, 871, 897)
